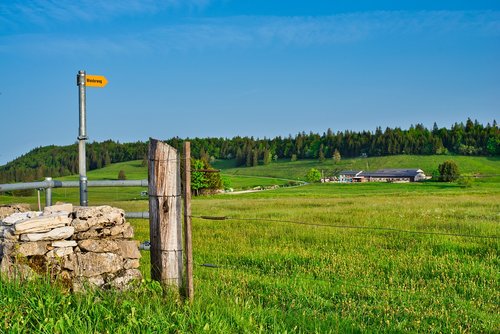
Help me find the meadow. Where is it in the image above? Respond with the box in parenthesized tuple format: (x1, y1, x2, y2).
(1, 156, 499, 333)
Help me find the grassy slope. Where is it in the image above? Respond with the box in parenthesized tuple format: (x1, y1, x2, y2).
(1, 154, 498, 207)
(15, 154, 498, 183)
(215, 155, 500, 181)
(57, 160, 296, 190)
(57, 160, 148, 181)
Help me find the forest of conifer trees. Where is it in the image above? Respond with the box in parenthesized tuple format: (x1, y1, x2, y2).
(0, 118, 498, 183)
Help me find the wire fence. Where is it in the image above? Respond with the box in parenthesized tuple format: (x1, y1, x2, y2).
(191, 215, 499, 240)
(186, 210, 499, 302)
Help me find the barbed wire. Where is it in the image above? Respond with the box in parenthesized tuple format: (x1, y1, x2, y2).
(191, 215, 499, 240)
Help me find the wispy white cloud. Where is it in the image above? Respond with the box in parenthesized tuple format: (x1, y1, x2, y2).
(138, 11, 500, 51)
(0, 33, 147, 57)
(0, 0, 211, 26)
(1, 10, 499, 56)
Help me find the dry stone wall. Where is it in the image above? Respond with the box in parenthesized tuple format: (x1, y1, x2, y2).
(0, 204, 142, 291)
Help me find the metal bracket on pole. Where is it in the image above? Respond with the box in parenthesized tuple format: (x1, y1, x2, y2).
(79, 176, 88, 207)
(77, 70, 88, 206)
(45, 177, 53, 207)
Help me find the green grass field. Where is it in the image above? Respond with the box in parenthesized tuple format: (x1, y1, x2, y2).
(1, 156, 499, 332)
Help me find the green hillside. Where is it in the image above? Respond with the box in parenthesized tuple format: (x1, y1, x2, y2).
(215, 155, 500, 181)
(4, 154, 498, 185)
(57, 160, 148, 181)
(60, 154, 500, 185)
(1, 155, 498, 208)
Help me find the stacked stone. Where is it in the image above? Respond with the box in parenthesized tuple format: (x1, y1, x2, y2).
(0, 203, 30, 220)
(0, 204, 142, 291)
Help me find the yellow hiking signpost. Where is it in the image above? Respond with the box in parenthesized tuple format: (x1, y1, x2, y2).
(85, 74, 108, 87)
(77, 70, 108, 206)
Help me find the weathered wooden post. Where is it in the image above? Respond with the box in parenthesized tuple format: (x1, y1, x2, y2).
(183, 141, 194, 302)
(148, 138, 183, 289)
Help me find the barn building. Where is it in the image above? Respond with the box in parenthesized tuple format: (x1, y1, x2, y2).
(339, 169, 427, 183)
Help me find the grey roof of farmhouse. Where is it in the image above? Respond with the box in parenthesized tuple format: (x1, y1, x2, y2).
(360, 169, 424, 177)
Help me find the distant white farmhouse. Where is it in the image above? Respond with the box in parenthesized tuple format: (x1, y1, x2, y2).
(338, 170, 363, 183)
(339, 169, 427, 183)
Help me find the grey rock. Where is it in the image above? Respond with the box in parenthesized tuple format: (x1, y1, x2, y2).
(62, 253, 78, 271)
(52, 240, 77, 248)
(0, 241, 15, 258)
(107, 223, 135, 239)
(122, 223, 134, 239)
(110, 223, 128, 236)
(0, 204, 31, 220)
(72, 206, 125, 232)
(17, 242, 50, 257)
(43, 203, 73, 215)
(71, 218, 88, 233)
(76, 252, 123, 277)
(20, 226, 75, 242)
(78, 239, 119, 253)
(3, 227, 18, 241)
(2, 211, 42, 225)
(124, 259, 140, 269)
(14, 214, 71, 234)
(117, 240, 141, 259)
(46, 247, 74, 258)
(87, 275, 105, 287)
(110, 269, 142, 290)
(72, 275, 106, 292)
(74, 228, 100, 240)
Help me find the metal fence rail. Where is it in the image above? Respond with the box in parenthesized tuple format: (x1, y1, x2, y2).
(125, 211, 150, 219)
(0, 178, 148, 192)
(0, 178, 149, 208)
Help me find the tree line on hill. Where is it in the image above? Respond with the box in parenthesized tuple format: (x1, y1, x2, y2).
(0, 118, 498, 183)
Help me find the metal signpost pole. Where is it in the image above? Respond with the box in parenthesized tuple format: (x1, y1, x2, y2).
(77, 70, 88, 206)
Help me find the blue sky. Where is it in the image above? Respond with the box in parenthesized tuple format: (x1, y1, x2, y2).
(0, 0, 499, 165)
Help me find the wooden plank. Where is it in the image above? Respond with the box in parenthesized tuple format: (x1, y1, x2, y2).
(183, 141, 194, 302)
(148, 138, 183, 288)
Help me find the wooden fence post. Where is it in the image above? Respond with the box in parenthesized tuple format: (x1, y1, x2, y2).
(148, 138, 183, 289)
(183, 141, 194, 302)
